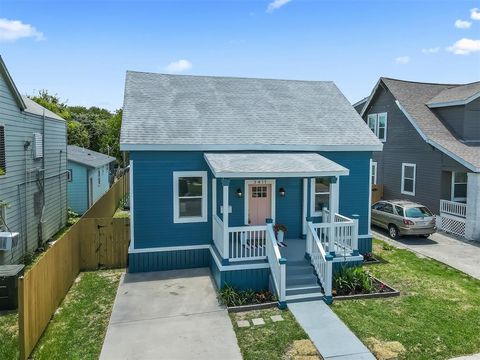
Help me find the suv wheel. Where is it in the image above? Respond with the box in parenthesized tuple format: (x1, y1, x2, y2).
(388, 225, 399, 240)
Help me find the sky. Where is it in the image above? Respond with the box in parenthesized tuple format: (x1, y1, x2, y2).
(1, 0, 480, 111)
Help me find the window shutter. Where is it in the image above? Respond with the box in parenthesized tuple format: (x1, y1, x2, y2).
(0, 125, 5, 174)
(34, 132, 43, 158)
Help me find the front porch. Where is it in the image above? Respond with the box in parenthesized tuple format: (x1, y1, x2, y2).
(205, 152, 364, 304)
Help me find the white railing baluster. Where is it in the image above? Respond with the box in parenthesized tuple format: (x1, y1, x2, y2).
(226, 225, 267, 262)
(440, 199, 467, 218)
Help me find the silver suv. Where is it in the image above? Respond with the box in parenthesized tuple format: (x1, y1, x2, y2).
(371, 200, 437, 239)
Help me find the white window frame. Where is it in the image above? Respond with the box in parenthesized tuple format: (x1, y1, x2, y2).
(401, 163, 416, 196)
(310, 177, 331, 216)
(67, 169, 72, 182)
(367, 112, 387, 142)
(0, 124, 5, 176)
(451, 171, 467, 202)
(371, 161, 377, 185)
(173, 171, 208, 224)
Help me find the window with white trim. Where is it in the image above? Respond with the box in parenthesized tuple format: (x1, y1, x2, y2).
(67, 169, 73, 182)
(312, 177, 330, 215)
(401, 163, 416, 196)
(97, 169, 101, 185)
(367, 112, 387, 142)
(371, 161, 377, 185)
(173, 171, 207, 223)
(451, 171, 467, 202)
(0, 125, 5, 176)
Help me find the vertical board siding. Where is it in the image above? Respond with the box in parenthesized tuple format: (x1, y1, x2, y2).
(210, 259, 270, 291)
(128, 248, 210, 273)
(358, 237, 372, 254)
(0, 73, 67, 265)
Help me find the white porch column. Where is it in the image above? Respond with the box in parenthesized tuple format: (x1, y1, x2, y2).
(465, 173, 480, 241)
(302, 178, 308, 236)
(222, 179, 230, 258)
(328, 176, 339, 255)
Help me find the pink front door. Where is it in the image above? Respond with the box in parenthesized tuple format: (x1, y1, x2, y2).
(248, 184, 272, 225)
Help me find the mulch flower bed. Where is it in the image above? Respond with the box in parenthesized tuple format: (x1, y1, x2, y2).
(333, 276, 400, 300)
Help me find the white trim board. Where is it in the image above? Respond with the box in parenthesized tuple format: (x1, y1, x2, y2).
(120, 143, 384, 152)
(209, 246, 270, 271)
(244, 179, 276, 225)
(129, 160, 135, 251)
(129, 244, 211, 254)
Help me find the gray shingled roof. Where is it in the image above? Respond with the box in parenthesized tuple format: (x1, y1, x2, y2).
(67, 145, 116, 168)
(204, 153, 349, 178)
(120, 72, 382, 151)
(22, 96, 65, 121)
(427, 81, 480, 107)
(368, 78, 480, 172)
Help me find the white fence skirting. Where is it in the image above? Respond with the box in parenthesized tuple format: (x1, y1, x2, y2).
(439, 200, 467, 238)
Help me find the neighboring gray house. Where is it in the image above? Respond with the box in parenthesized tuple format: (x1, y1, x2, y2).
(0, 56, 67, 265)
(358, 77, 480, 241)
(67, 145, 116, 214)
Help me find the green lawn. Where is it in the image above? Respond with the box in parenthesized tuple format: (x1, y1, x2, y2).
(31, 270, 122, 360)
(332, 239, 480, 360)
(0, 311, 18, 360)
(230, 308, 321, 360)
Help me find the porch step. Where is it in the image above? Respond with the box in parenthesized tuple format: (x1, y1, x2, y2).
(286, 284, 323, 297)
(286, 264, 313, 276)
(286, 291, 324, 303)
(287, 274, 319, 288)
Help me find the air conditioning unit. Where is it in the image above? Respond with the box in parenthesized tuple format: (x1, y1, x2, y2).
(0, 232, 19, 251)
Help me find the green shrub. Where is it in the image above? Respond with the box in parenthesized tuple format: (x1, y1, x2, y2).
(217, 284, 276, 307)
(333, 266, 374, 296)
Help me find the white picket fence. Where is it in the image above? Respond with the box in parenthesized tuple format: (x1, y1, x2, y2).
(439, 200, 467, 238)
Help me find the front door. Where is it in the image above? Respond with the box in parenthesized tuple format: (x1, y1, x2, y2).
(248, 184, 272, 225)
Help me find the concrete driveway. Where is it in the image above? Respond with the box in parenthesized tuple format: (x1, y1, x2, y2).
(100, 268, 242, 360)
(373, 227, 480, 280)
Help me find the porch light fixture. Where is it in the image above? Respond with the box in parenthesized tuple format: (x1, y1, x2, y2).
(236, 188, 243, 198)
(279, 187, 286, 197)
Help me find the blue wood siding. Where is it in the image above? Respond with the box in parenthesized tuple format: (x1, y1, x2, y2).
(128, 248, 210, 273)
(131, 151, 372, 252)
(88, 164, 110, 206)
(131, 151, 213, 249)
(67, 161, 88, 214)
(210, 259, 270, 291)
(0, 73, 67, 265)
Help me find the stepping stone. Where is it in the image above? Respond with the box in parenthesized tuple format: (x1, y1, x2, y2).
(237, 320, 250, 328)
(270, 315, 284, 322)
(252, 318, 265, 326)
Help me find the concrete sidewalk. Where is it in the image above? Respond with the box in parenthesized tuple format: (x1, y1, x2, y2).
(289, 300, 375, 360)
(100, 268, 242, 360)
(373, 228, 480, 280)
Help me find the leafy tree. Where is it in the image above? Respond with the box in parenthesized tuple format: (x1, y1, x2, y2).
(67, 121, 90, 148)
(30, 90, 71, 120)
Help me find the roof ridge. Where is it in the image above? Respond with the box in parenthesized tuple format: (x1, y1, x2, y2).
(126, 70, 335, 84)
(381, 76, 463, 87)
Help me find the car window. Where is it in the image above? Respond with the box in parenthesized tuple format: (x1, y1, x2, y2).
(372, 202, 385, 211)
(395, 206, 404, 217)
(382, 203, 394, 214)
(405, 207, 433, 218)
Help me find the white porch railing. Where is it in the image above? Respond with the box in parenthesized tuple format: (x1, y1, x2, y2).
(228, 226, 267, 262)
(439, 199, 467, 238)
(266, 222, 286, 304)
(306, 221, 332, 301)
(440, 199, 467, 218)
(314, 209, 358, 256)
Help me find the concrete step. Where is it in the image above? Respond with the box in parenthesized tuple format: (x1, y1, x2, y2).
(286, 284, 323, 297)
(286, 291, 324, 303)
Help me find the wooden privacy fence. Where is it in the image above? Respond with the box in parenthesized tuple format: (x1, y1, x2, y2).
(18, 174, 130, 360)
(371, 184, 383, 204)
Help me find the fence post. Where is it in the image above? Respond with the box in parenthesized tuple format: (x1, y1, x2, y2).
(323, 254, 333, 305)
(305, 217, 313, 259)
(351, 214, 359, 256)
(18, 275, 27, 360)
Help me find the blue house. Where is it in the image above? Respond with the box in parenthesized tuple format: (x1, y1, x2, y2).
(67, 145, 116, 214)
(120, 72, 382, 305)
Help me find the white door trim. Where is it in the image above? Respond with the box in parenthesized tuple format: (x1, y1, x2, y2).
(244, 179, 276, 225)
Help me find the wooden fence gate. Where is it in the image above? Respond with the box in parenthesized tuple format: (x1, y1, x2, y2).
(80, 217, 130, 270)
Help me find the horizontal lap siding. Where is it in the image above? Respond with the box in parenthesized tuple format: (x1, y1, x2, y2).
(364, 88, 469, 214)
(131, 151, 213, 249)
(0, 75, 67, 265)
(321, 151, 372, 236)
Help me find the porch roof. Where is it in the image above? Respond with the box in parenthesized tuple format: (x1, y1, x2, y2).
(204, 153, 349, 178)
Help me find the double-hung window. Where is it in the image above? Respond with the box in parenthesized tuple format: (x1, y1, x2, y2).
(367, 113, 387, 142)
(371, 161, 377, 185)
(451, 172, 467, 202)
(401, 163, 416, 196)
(311, 177, 330, 216)
(173, 171, 207, 223)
